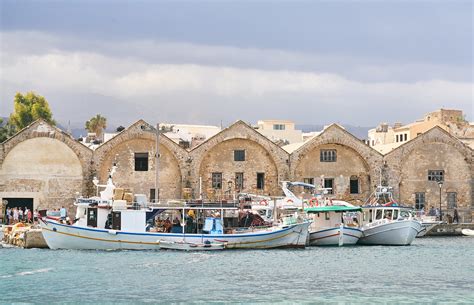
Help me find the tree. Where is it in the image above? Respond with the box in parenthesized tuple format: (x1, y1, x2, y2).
(116, 126, 125, 132)
(0, 118, 8, 143)
(9, 92, 55, 132)
(85, 114, 107, 139)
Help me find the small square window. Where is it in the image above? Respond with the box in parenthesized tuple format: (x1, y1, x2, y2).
(134, 153, 148, 171)
(320, 150, 336, 162)
(428, 170, 444, 182)
(273, 124, 285, 130)
(234, 150, 245, 161)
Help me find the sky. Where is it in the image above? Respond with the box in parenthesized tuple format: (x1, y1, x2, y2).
(0, 0, 472, 129)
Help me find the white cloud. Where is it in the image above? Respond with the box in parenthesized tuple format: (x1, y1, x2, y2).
(0, 31, 472, 126)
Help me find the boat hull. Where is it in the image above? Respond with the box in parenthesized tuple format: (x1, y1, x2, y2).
(39, 219, 310, 250)
(308, 227, 362, 246)
(358, 220, 421, 246)
(461, 229, 474, 236)
(159, 240, 225, 251)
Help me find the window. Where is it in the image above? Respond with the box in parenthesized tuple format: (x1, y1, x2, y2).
(134, 153, 148, 171)
(350, 176, 359, 194)
(428, 170, 444, 182)
(257, 173, 265, 190)
(234, 150, 245, 161)
(396, 135, 399, 142)
(212, 173, 222, 189)
(404, 134, 408, 141)
(273, 124, 285, 130)
(415, 192, 425, 210)
(320, 150, 337, 162)
(324, 178, 334, 194)
(235, 172, 244, 190)
(447, 192, 457, 209)
(303, 178, 314, 188)
(150, 189, 156, 202)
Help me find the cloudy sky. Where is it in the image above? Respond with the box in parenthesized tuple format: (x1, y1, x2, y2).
(0, 1, 472, 129)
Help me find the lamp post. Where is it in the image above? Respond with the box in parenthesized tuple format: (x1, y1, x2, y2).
(437, 180, 443, 222)
(141, 123, 173, 203)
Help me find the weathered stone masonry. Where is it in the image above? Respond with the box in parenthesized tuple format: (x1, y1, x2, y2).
(1, 120, 473, 222)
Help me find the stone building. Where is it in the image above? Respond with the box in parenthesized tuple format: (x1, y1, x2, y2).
(0, 120, 92, 215)
(1, 118, 473, 222)
(384, 126, 473, 222)
(289, 124, 383, 205)
(188, 120, 290, 199)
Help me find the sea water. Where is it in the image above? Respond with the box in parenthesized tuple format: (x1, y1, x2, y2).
(1, 237, 473, 304)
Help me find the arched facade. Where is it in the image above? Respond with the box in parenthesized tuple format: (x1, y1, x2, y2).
(190, 121, 289, 198)
(290, 124, 383, 204)
(93, 120, 188, 201)
(385, 127, 473, 222)
(0, 120, 92, 213)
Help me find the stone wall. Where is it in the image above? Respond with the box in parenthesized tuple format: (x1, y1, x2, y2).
(0, 120, 473, 222)
(189, 121, 289, 198)
(0, 121, 93, 215)
(385, 127, 473, 222)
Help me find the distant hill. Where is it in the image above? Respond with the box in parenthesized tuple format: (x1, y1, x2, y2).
(297, 124, 373, 140)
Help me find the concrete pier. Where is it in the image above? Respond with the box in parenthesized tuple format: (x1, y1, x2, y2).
(426, 223, 474, 236)
(2, 225, 48, 248)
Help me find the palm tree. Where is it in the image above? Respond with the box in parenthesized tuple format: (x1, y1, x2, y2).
(85, 114, 107, 140)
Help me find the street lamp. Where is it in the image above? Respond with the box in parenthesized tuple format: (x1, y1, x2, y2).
(437, 180, 443, 222)
(141, 123, 173, 204)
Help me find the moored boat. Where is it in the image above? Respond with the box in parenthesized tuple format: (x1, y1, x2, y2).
(358, 186, 422, 246)
(39, 167, 310, 250)
(461, 229, 474, 236)
(306, 205, 363, 246)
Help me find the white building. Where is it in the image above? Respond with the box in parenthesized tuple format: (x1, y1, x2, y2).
(254, 120, 303, 145)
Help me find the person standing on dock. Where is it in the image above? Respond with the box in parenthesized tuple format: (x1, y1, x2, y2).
(453, 209, 459, 224)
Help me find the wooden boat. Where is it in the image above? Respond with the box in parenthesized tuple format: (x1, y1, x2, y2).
(158, 240, 225, 251)
(461, 229, 474, 236)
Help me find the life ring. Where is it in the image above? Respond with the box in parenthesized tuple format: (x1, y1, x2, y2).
(286, 199, 294, 204)
(260, 200, 268, 206)
(309, 197, 319, 207)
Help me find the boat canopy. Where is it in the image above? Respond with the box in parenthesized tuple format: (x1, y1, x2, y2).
(287, 181, 315, 189)
(305, 206, 362, 213)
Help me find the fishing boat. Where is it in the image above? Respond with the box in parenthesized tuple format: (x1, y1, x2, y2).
(358, 186, 422, 246)
(306, 205, 363, 246)
(39, 166, 310, 250)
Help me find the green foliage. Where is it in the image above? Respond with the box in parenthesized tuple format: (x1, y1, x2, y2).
(0, 118, 8, 143)
(85, 114, 107, 139)
(9, 92, 55, 132)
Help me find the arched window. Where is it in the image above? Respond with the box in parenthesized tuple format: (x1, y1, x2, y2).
(350, 176, 359, 194)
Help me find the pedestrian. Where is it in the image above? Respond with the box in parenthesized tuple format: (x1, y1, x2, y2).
(429, 206, 435, 216)
(13, 208, 19, 224)
(435, 208, 440, 221)
(60, 206, 67, 221)
(18, 207, 24, 223)
(5, 207, 10, 225)
(453, 208, 459, 224)
(33, 209, 39, 223)
(27, 208, 33, 224)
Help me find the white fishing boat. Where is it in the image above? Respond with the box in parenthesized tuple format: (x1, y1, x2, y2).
(358, 186, 422, 246)
(39, 167, 310, 250)
(415, 215, 442, 237)
(461, 229, 474, 236)
(306, 205, 363, 246)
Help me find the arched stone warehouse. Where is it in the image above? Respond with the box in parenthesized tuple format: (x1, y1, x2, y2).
(190, 121, 289, 199)
(289, 124, 383, 204)
(93, 120, 188, 201)
(0, 121, 92, 214)
(385, 127, 473, 222)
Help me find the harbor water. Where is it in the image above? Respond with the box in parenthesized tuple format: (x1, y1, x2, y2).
(1, 237, 473, 304)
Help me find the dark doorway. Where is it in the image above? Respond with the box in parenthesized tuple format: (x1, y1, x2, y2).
(4, 198, 34, 211)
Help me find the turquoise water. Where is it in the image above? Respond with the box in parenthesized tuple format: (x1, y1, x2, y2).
(1, 237, 473, 304)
